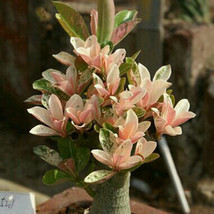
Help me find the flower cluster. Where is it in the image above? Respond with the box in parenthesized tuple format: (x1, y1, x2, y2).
(27, 1, 196, 185)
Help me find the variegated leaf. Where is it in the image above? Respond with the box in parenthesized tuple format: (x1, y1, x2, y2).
(84, 170, 116, 184)
(111, 19, 141, 45)
(33, 145, 62, 166)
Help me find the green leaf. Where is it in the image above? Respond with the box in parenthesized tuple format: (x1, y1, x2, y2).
(100, 41, 114, 51)
(143, 153, 160, 164)
(33, 145, 62, 166)
(114, 10, 138, 28)
(58, 138, 73, 159)
(133, 107, 146, 118)
(119, 57, 135, 76)
(115, 77, 126, 94)
(72, 147, 90, 173)
(53, 1, 90, 40)
(41, 93, 50, 109)
(58, 138, 90, 172)
(99, 128, 117, 153)
(103, 123, 117, 133)
(43, 169, 71, 185)
(131, 50, 141, 61)
(33, 78, 69, 100)
(112, 19, 141, 45)
(84, 170, 115, 184)
(94, 124, 101, 133)
(74, 56, 88, 72)
(97, 0, 115, 42)
(153, 65, 171, 81)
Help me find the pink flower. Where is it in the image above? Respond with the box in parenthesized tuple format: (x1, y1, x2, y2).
(135, 137, 157, 160)
(152, 94, 196, 137)
(27, 94, 68, 137)
(66, 94, 100, 130)
(70, 35, 126, 74)
(93, 64, 121, 99)
(132, 64, 172, 112)
(112, 85, 146, 115)
(117, 109, 151, 144)
(92, 139, 142, 171)
(51, 65, 78, 96)
(43, 66, 91, 97)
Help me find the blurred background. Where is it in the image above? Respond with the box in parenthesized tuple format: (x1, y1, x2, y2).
(1, 0, 214, 213)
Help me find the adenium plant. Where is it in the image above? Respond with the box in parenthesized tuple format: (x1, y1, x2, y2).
(26, 1, 196, 213)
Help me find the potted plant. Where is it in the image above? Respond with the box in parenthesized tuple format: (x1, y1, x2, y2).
(26, 0, 196, 213)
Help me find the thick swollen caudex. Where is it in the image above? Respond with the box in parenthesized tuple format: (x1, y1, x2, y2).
(90, 172, 131, 214)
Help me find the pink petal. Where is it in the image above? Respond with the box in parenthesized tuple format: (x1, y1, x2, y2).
(27, 107, 53, 128)
(52, 52, 75, 66)
(136, 138, 157, 158)
(138, 121, 151, 132)
(65, 65, 77, 81)
(173, 111, 196, 127)
(70, 37, 85, 49)
(111, 49, 126, 65)
(92, 150, 113, 167)
(94, 84, 110, 97)
(66, 108, 80, 125)
(51, 72, 65, 82)
(130, 89, 146, 105)
(29, 125, 59, 136)
(131, 131, 144, 144)
(164, 125, 182, 136)
(79, 109, 93, 124)
(166, 104, 176, 124)
(175, 99, 190, 114)
(119, 122, 137, 140)
(139, 63, 150, 80)
(90, 9, 98, 35)
(107, 64, 119, 84)
(56, 81, 75, 96)
(49, 94, 63, 120)
(153, 115, 167, 134)
(119, 156, 142, 170)
(149, 80, 171, 105)
(114, 140, 132, 160)
(65, 94, 84, 111)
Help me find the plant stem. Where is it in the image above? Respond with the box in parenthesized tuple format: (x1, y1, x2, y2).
(89, 172, 131, 214)
(78, 180, 96, 198)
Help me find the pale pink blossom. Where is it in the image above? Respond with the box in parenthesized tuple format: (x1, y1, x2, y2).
(112, 85, 146, 115)
(44, 66, 91, 97)
(117, 109, 151, 144)
(152, 94, 196, 137)
(27, 94, 68, 137)
(70, 35, 126, 74)
(93, 64, 120, 99)
(66, 94, 100, 129)
(131, 64, 172, 112)
(51, 65, 78, 96)
(135, 137, 157, 160)
(92, 139, 142, 171)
